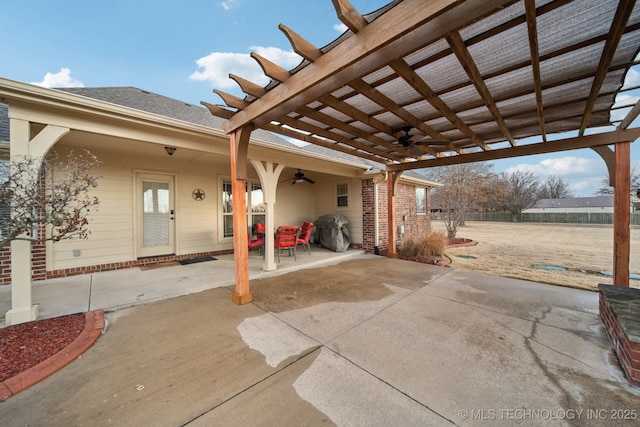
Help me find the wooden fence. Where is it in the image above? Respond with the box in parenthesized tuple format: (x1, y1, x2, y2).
(437, 211, 640, 225)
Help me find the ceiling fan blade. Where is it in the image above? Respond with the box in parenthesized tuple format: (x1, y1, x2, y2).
(303, 176, 315, 184)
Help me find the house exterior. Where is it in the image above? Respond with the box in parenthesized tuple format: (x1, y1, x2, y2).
(0, 77, 437, 322)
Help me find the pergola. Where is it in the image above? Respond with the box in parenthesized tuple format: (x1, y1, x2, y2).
(203, 0, 640, 304)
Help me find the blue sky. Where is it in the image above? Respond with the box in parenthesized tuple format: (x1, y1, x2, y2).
(2, 0, 639, 196)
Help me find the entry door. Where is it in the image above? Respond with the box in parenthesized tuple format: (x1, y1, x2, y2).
(137, 173, 175, 257)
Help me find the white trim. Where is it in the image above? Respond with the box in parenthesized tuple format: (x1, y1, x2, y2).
(134, 171, 178, 258)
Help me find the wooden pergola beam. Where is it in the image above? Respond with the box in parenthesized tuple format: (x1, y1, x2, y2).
(261, 122, 389, 164)
(390, 59, 483, 152)
(386, 127, 640, 171)
(447, 31, 516, 147)
(524, 0, 547, 142)
(222, 0, 516, 134)
(579, 0, 636, 135)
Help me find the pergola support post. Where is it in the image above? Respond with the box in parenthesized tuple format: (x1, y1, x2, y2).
(613, 141, 631, 287)
(386, 171, 401, 258)
(230, 127, 253, 304)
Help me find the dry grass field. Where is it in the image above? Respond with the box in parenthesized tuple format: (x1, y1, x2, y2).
(430, 221, 640, 291)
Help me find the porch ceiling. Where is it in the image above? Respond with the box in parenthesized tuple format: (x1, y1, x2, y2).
(203, 0, 640, 172)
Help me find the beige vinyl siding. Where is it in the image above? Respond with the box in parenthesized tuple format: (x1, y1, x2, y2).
(51, 151, 135, 269)
(176, 172, 220, 254)
(308, 177, 363, 245)
(50, 145, 232, 270)
(273, 180, 317, 229)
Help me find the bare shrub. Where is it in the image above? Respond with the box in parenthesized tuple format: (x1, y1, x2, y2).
(400, 231, 448, 258)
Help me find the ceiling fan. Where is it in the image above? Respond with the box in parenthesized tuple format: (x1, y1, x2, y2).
(397, 126, 415, 147)
(286, 169, 315, 185)
(393, 126, 445, 151)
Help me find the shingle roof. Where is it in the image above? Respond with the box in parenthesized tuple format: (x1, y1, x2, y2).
(1, 85, 435, 182)
(57, 87, 300, 149)
(532, 196, 614, 209)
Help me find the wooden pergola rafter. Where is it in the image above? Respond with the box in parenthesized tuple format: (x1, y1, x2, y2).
(203, 0, 640, 304)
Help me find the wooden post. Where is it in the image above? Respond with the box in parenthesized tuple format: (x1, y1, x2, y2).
(230, 128, 253, 304)
(613, 141, 631, 287)
(387, 171, 399, 258)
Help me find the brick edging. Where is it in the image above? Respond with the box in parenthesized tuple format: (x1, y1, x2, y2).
(0, 310, 105, 401)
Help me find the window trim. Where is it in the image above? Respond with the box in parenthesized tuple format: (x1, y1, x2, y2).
(416, 187, 427, 215)
(219, 177, 265, 241)
(336, 182, 349, 208)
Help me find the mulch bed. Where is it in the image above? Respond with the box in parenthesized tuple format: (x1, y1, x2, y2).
(0, 313, 85, 382)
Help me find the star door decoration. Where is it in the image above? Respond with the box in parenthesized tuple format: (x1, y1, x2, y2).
(192, 189, 205, 201)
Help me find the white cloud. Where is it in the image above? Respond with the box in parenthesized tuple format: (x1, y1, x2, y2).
(612, 93, 640, 122)
(571, 176, 604, 194)
(31, 68, 84, 88)
(189, 46, 301, 89)
(624, 68, 640, 87)
(505, 156, 602, 177)
(219, 0, 240, 11)
(503, 156, 609, 196)
(334, 23, 348, 33)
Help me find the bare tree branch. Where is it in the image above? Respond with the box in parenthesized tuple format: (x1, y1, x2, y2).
(0, 150, 101, 248)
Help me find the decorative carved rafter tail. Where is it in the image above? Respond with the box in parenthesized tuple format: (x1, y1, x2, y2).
(201, 101, 235, 120)
(251, 53, 291, 83)
(279, 24, 322, 62)
(230, 74, 267, 98)
(214, 90, 249, 110)
(332, 0, 368, 33)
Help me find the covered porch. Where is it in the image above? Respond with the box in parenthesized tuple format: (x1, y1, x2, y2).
(0, 246, 366, 322)
(205, 0, 640, 306)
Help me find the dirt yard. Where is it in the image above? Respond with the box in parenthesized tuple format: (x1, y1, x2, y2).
(430, 221, 640, 291)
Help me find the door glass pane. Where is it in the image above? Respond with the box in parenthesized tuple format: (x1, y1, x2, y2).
(143, 181, 170, 247)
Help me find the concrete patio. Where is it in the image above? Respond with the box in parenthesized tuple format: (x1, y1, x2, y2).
(1, 254, 639, 426)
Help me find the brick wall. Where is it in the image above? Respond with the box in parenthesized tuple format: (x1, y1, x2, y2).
(0, 245, 9, 285)
(361, 179, 432, 256)
(599, 284, 640, 387)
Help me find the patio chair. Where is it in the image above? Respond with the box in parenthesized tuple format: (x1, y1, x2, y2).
(296, 221, 314, 255)
(247, 223, 265, 255)
(274, 225, 299, 262)
(247, 235, 264, 254)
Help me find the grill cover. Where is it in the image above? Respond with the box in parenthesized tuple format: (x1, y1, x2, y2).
(314, 214, 351, 252)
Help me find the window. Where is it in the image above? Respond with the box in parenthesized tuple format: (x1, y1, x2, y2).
(249, 182, 265, 228)
(221, 179, 264, 238)
(337, 183, 349, 207)
(222, 180, 233, 238)
(416, 187, 426, 214)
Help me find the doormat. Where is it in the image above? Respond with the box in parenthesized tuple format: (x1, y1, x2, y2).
(140, 261, 180, 270)
(178, 256, 217, 265)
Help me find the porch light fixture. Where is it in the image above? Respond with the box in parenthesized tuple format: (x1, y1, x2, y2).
(165, 146, 177, 156)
